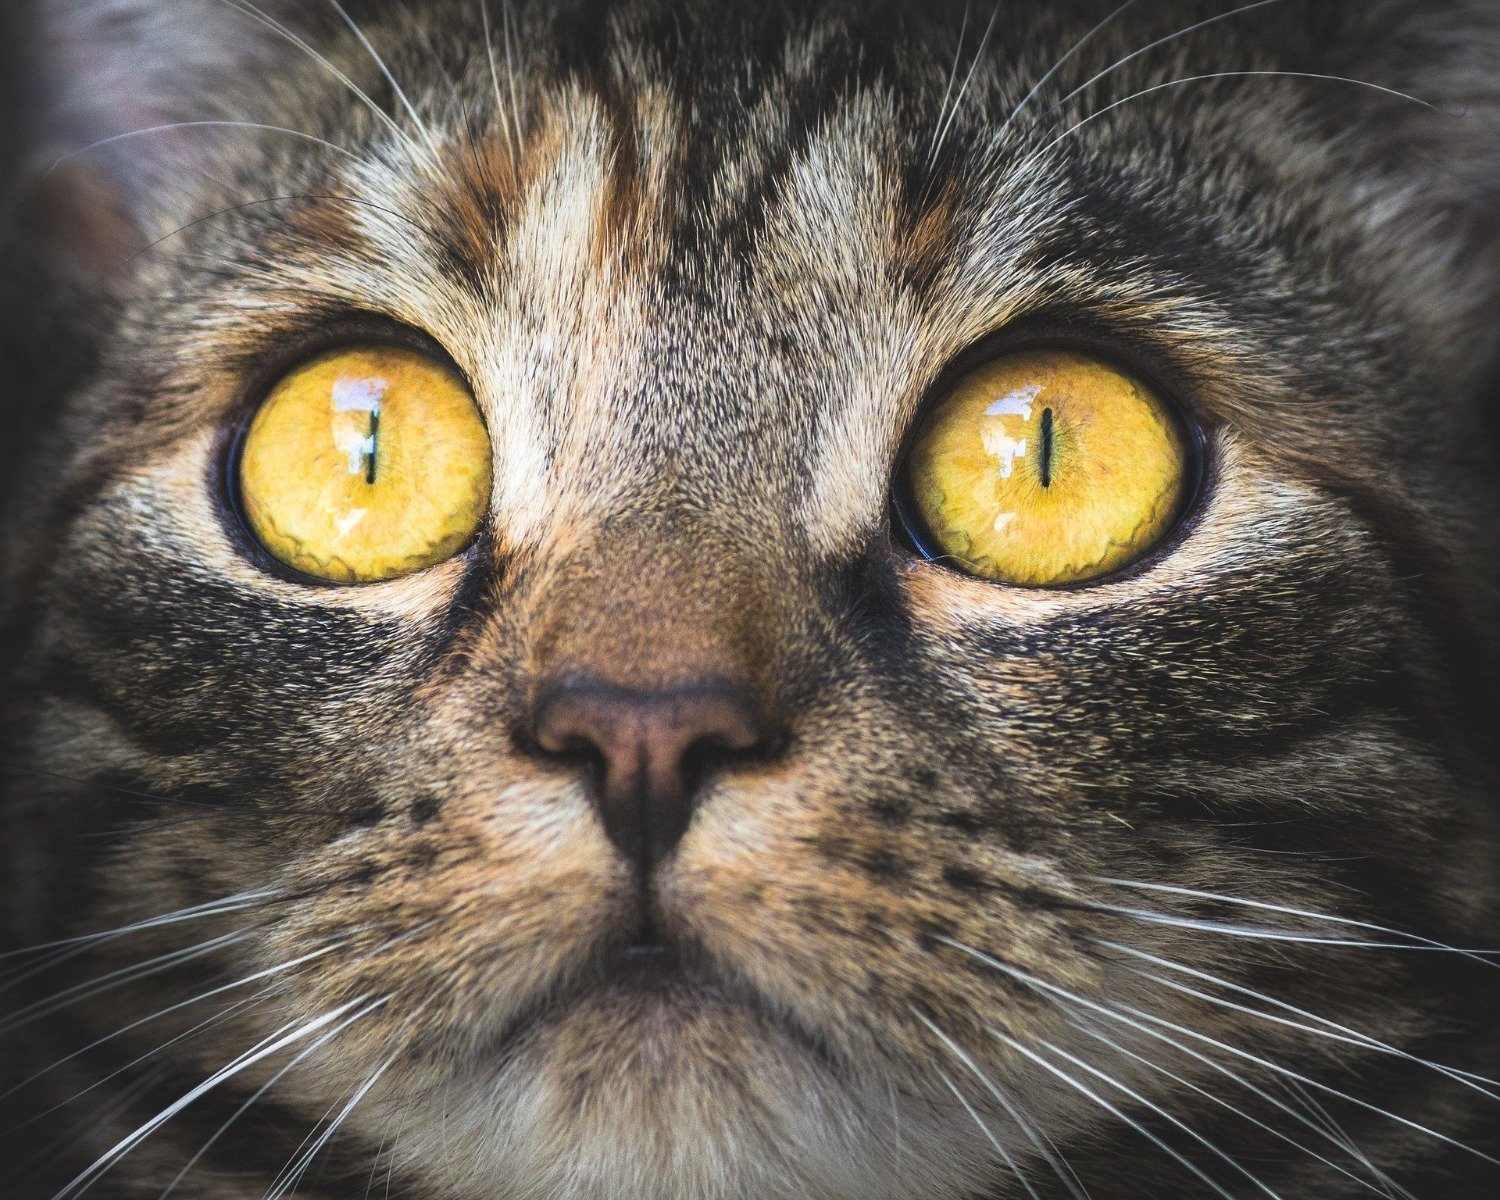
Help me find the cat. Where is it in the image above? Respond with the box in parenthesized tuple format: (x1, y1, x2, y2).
(2, 1, 1499, 1198)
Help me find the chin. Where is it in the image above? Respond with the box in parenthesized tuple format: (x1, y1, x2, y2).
(365, 961, 999, 1200)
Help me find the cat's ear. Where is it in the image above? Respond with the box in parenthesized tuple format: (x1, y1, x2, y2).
(1328, 2, 1500, 256)
(16, 0, 308, 277)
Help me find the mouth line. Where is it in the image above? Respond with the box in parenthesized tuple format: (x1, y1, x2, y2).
(592, 938, 690, 988)
(464, 938, 852, 1080)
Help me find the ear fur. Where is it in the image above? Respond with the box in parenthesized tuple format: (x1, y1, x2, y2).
(18, 0, 308, 273)
(1324, 1, 1500, 251)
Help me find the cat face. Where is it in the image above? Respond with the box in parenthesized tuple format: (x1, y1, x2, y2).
(3, 3, 1498, 1199)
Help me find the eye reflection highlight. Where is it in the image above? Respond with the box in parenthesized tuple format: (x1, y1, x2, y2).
(236, 346, 492, 584)
(903, 350, 1191, 586)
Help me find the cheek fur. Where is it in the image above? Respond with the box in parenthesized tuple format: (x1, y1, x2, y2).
(4, 3, 1500, 1199)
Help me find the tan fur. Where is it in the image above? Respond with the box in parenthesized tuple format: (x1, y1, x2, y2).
(3, 3, 1499, 1199)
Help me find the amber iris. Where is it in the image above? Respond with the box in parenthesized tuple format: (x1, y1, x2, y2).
(238, 346, 492, 583)
(904, 350, 1191, 586)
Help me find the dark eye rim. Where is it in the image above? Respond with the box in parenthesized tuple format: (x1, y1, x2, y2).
(889, 325, 1212, 591)
(212, 312, 492, 588)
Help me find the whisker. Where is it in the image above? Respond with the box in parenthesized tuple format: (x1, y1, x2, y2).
(382, 1104, 408, 1200)
(1033, 72, 1435, 160)
(0, 764, 240, 815)
(936, 1068, 1048, 1200)
(114, 190, 440, 281)
(1032, 1034, 1290, 1200)
(1093, 939, 1500, 1100)
(1274, 1078, 1416, 1200)
(1000, 0, 1143, 133)
(500, 0, 527, 160)
(1049, 0, 1289, 112)
(940, 937, 1500, 1167)
(162, 996, 390, 1200)
(0, 927, 265, 1036)
(1067, 1020, 1409, 1200)
(928, 3, 972, 163)
(321, 0, 443, 160)
(265, 997, 431, 1200)
(155, 998, 382, 1200)
(214, 0, 423, 162)
(159, 930, 428, 1198)
(362, 1130, 390, 1200)
(266, 1048, 400, 1200)
(3, 942, 343, 1103)
(928, 2, 1000, 165)
(52, 995, 391, 1199)
(42, 122, 359, 181)
(479, 0, 518, 173)
(9, 992, 272, 1130)
(967, 940, 1417, 1196)
(481, 0, 527, 179)
(1090, 878, 1499, 965)
(12, 1066, 170, 1195)
(1084, 902, 1494, 952)
(2, 914, 265, 996)
(1, 889, 278, 966)
(981, 954, 1414, 1196)
(991, 1031, 1247, 1200)
(913, 1008, 1091, 1200)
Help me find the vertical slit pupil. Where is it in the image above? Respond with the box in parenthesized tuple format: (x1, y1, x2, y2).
(1039, 406, 1054, 488)
(365, 408, 381, 485)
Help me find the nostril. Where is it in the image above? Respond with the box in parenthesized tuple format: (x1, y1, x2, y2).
(529, 676, 776, 870)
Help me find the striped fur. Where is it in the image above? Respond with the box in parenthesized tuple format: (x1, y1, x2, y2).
(2, 2, 1499, 1198)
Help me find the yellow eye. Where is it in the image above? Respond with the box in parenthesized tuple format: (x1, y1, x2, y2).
(237, 346, 492, 583)
(901, 350, 1192, 586)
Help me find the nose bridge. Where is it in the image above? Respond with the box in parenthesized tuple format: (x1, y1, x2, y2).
(521, 510, 788, 876)
(526, 511, 783, 693)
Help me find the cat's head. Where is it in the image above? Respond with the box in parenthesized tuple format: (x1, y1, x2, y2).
(3, 3, 1499, 1198)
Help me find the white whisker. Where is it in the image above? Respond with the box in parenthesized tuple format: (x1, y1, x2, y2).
(500, 0, 528, 169)
(1035, 1035, 1289, 1199)
(1050, 0, 1288, 112)
(14, 1067, 170, 1195)
(322, 0, 443, 159)
(1, 927, 263, 1036)
(52, 995, 391, 1199)
(1000, 0, 1143, 133)
(1086, 902, 1489, 951)
(272, 1049, 399, 1200)
(214, 0, 424, 162)
(479, 0, 519, 173)
(1067, 1020, 1409, 1200)
(936, 1068, 1048, 1200)
(362, 1131, 389, 1200)
(14, 993, 271, 1129)
(1091, 878, 1498, 965)
(992, 1031, 1246, 1200)
(1033, 72, 1435, 159)
(0, 890, 278, 966)
(156, 998, 382, 1200)
(941, 936, 1500, 1166)
(928, 3, 972, 163)
(960, 939, 1415, 1196)
(1274, 1078, 1416, 1200)
(43, 123, 358, 181)
(928, 2, 1001, 165)
(913, 1008, 1092, 1200)
(4, 942, 343, 1103)
(1094, 939, 1500, 1100)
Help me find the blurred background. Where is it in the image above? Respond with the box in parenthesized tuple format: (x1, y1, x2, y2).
(1, 0, 39, 500)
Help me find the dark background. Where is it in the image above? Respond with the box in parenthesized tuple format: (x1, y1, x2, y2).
(1, 0, 39, 499)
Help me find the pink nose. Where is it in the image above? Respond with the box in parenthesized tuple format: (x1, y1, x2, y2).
(531, 678, 768, 869)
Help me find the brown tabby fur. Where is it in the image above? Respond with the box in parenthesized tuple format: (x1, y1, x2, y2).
(2, 2, 1499, 1198)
